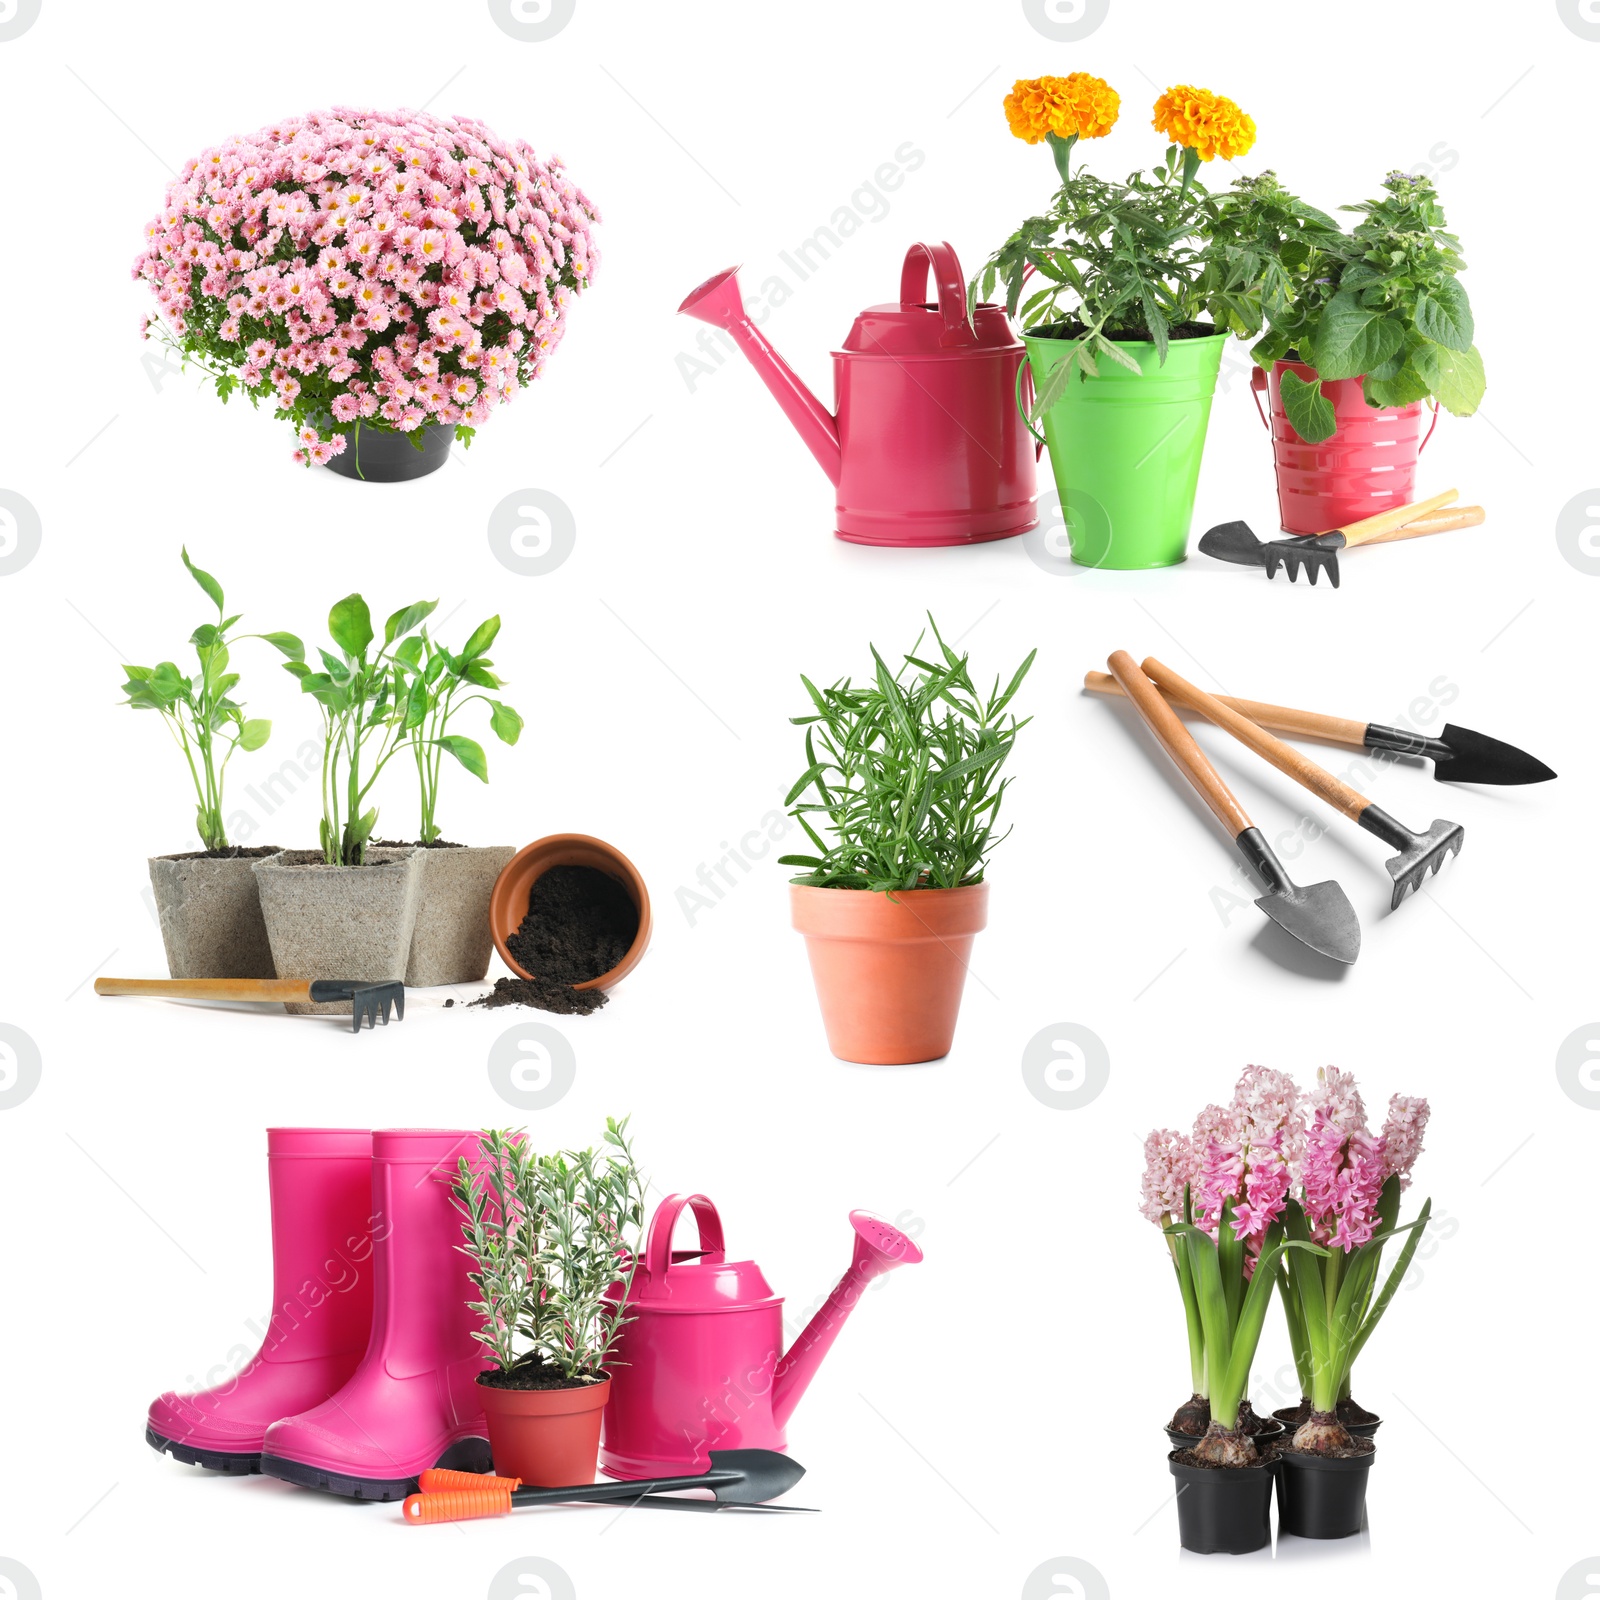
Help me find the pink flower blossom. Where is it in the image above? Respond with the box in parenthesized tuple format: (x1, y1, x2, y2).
(1379, 1094, 1430, 1189)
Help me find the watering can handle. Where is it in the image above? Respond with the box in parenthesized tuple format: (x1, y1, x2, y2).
(1014, 359, 1046, 455)
(900, 241, 977, 349)
(1250, 364, 1270, 430)
(643, 1192, 726, 1279)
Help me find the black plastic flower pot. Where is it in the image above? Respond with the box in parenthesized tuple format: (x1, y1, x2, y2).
(1166, 1417, 1283, 1453)
(1273, 1405, 1381, 1441)
(1275, 1444, 1376, 1539)
(326, 421, 453, 483)
(1167, 1450, 1274, 1554)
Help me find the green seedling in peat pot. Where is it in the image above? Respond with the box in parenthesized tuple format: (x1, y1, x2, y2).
(780, 615, 1035, 891)
(394, 616, 524, 844)
(119, 548, 303, 852)
(285, 593, 436, 865)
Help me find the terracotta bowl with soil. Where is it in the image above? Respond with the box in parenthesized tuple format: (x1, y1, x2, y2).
(489, 834, 651, 990)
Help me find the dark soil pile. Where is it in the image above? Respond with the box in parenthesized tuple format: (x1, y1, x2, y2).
(168, 844, 282, 860)
(507, 865, 638, 984)
(1280, 1435, 1375, 1462)
(472, 976, 608, 1017)
(1171, 1447, 1276, 1471)
(372, 838, 464, 849)
(479, 1357, 603, 1393)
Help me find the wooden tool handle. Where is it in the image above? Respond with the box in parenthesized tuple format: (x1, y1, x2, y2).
(1083, 672, 1369, 750)
(94, 976, 313, 1003)
(1140, 657, 1372, 823)
(1356, 504, 1484, 547)
(1105, 651, 1251, 836)
(1337, 488, 1457, 547)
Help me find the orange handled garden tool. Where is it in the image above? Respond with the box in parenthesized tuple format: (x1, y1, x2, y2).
(1200, 490, 1484, 586)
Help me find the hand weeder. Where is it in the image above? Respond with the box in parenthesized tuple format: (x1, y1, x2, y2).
(1200, 490, 1477, 586)
(1104, 651, 1360, 964)
(1140, 657, 1464, 910)
(402, 1449, 809, 1523)
(1081, 673, 1556, 786)
(93, 976, 405, 1032)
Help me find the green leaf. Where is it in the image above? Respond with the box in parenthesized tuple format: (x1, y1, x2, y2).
(384, 600, 438, 646)
(488, 701, 523, 744)
(261, 632, 305, 662)
(1279, 369, 1337, 443)
(328, 594, 374, 657)
(463, 662, 502, 689)
(181, 547, 224, 614)
(1417, 342, 1485, 417)
(1363, 361, 1432, 409)
(122, 663, 153, 682)
(238, 718, 271, 751)
(1094, 333, 1144, 375)
(351, 808, 379, 845)
(393, 635, 426, 668)
(1309, 289, 1401, 380)
(462, 615, 500, 659)
(404, 677, 429, 730)
(438, 734, 489, 781)
(190, 623, 220, 649)
(1413, 277, 1473, 352)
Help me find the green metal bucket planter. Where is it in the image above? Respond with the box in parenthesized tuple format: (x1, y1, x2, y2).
(1021, 329, 1227, 569)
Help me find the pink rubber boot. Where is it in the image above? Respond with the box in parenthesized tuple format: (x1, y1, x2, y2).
(260, 1129, 492, 1499)
(146, 1128, 376, 1474)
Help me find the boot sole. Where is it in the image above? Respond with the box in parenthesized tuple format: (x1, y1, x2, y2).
(260, 1435, 493, 1501)
(146, 1425, 261, 1475)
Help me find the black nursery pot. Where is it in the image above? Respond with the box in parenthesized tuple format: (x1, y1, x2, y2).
(326, 421, 453, 483)
(1275, 1445, 1376, 1540)
(1167, 1451, 1274, 1555)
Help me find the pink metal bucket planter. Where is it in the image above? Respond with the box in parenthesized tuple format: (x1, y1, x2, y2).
(679, 241, 1038, 547)
(1253, 359, 1438, 535)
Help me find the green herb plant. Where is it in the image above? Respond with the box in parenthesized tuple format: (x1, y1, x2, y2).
(1245, 171, 1485, 442)
(453, 1117, 646, 1384)
(284, 594, 436, 865)
(395, 616, 524, 844)
(780, 617, 1035, 891)
(1275, 1179, 1430, 1452)
(120, 549, 302, 852)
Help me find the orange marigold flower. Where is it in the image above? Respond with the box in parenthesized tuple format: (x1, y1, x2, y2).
(1003, 73, 1120, 146)
(1151, 85, 1256, 162)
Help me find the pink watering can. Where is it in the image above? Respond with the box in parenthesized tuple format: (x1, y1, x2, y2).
(599, 1193, 924, 1479)
(679, 241, 1039, 547)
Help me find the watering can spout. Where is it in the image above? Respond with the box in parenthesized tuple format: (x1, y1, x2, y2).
(770, 1211, 924, 1431)
(678, 266, 842, 485)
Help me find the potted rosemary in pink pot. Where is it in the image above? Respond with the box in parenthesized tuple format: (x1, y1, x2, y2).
(133, 108, 598, 481)
(453, 1118, 645, 1487)
(1271, 1069, 1432, 1540)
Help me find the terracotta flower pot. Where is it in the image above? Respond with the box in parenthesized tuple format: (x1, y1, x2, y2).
(790, 882, 989, 1064)
(405, 844, 517, 987)
(477, 1376, 610, 1487)
(489, 834, 652, 990)
(252, 848, 422, 1014)
(148, 848, 281, 979)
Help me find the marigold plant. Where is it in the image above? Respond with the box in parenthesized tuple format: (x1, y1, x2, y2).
(133, 107, 599, 465)
(1152, 85, 1257, 165)
(1003, 73, 1119, 180)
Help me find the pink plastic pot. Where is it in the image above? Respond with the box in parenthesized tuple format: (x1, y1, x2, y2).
(599, 1194, 923, 1479)
(1252, 360, 1438, 535)
(679, 242, 1038, 547)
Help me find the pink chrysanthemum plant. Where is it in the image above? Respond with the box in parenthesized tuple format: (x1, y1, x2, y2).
(1148, 1068, 1325, 1466)
(1274, 1068, 1432, 1456)
(132, 107, 599, 466)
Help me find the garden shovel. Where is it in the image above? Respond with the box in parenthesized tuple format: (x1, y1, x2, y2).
(1139, 657, 1464, 910)
(402, 1449, 809, 1523)
(93, 976, 404, 1033)
(1103, 651, 1360, 964)
(1200, 490, 1480, 585)
(1082, 674, 1556, 786)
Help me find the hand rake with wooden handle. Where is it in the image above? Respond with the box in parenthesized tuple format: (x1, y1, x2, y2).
(1138, 657, 1464, 909)
(93, 976, 405, 1032)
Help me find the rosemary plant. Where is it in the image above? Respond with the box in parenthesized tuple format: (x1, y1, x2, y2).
(780, 617, 1035, 891)
(453, 1117, 646, 1385)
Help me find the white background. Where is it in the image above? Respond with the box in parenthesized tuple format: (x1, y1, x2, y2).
(1, 2, 1596, 1598)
